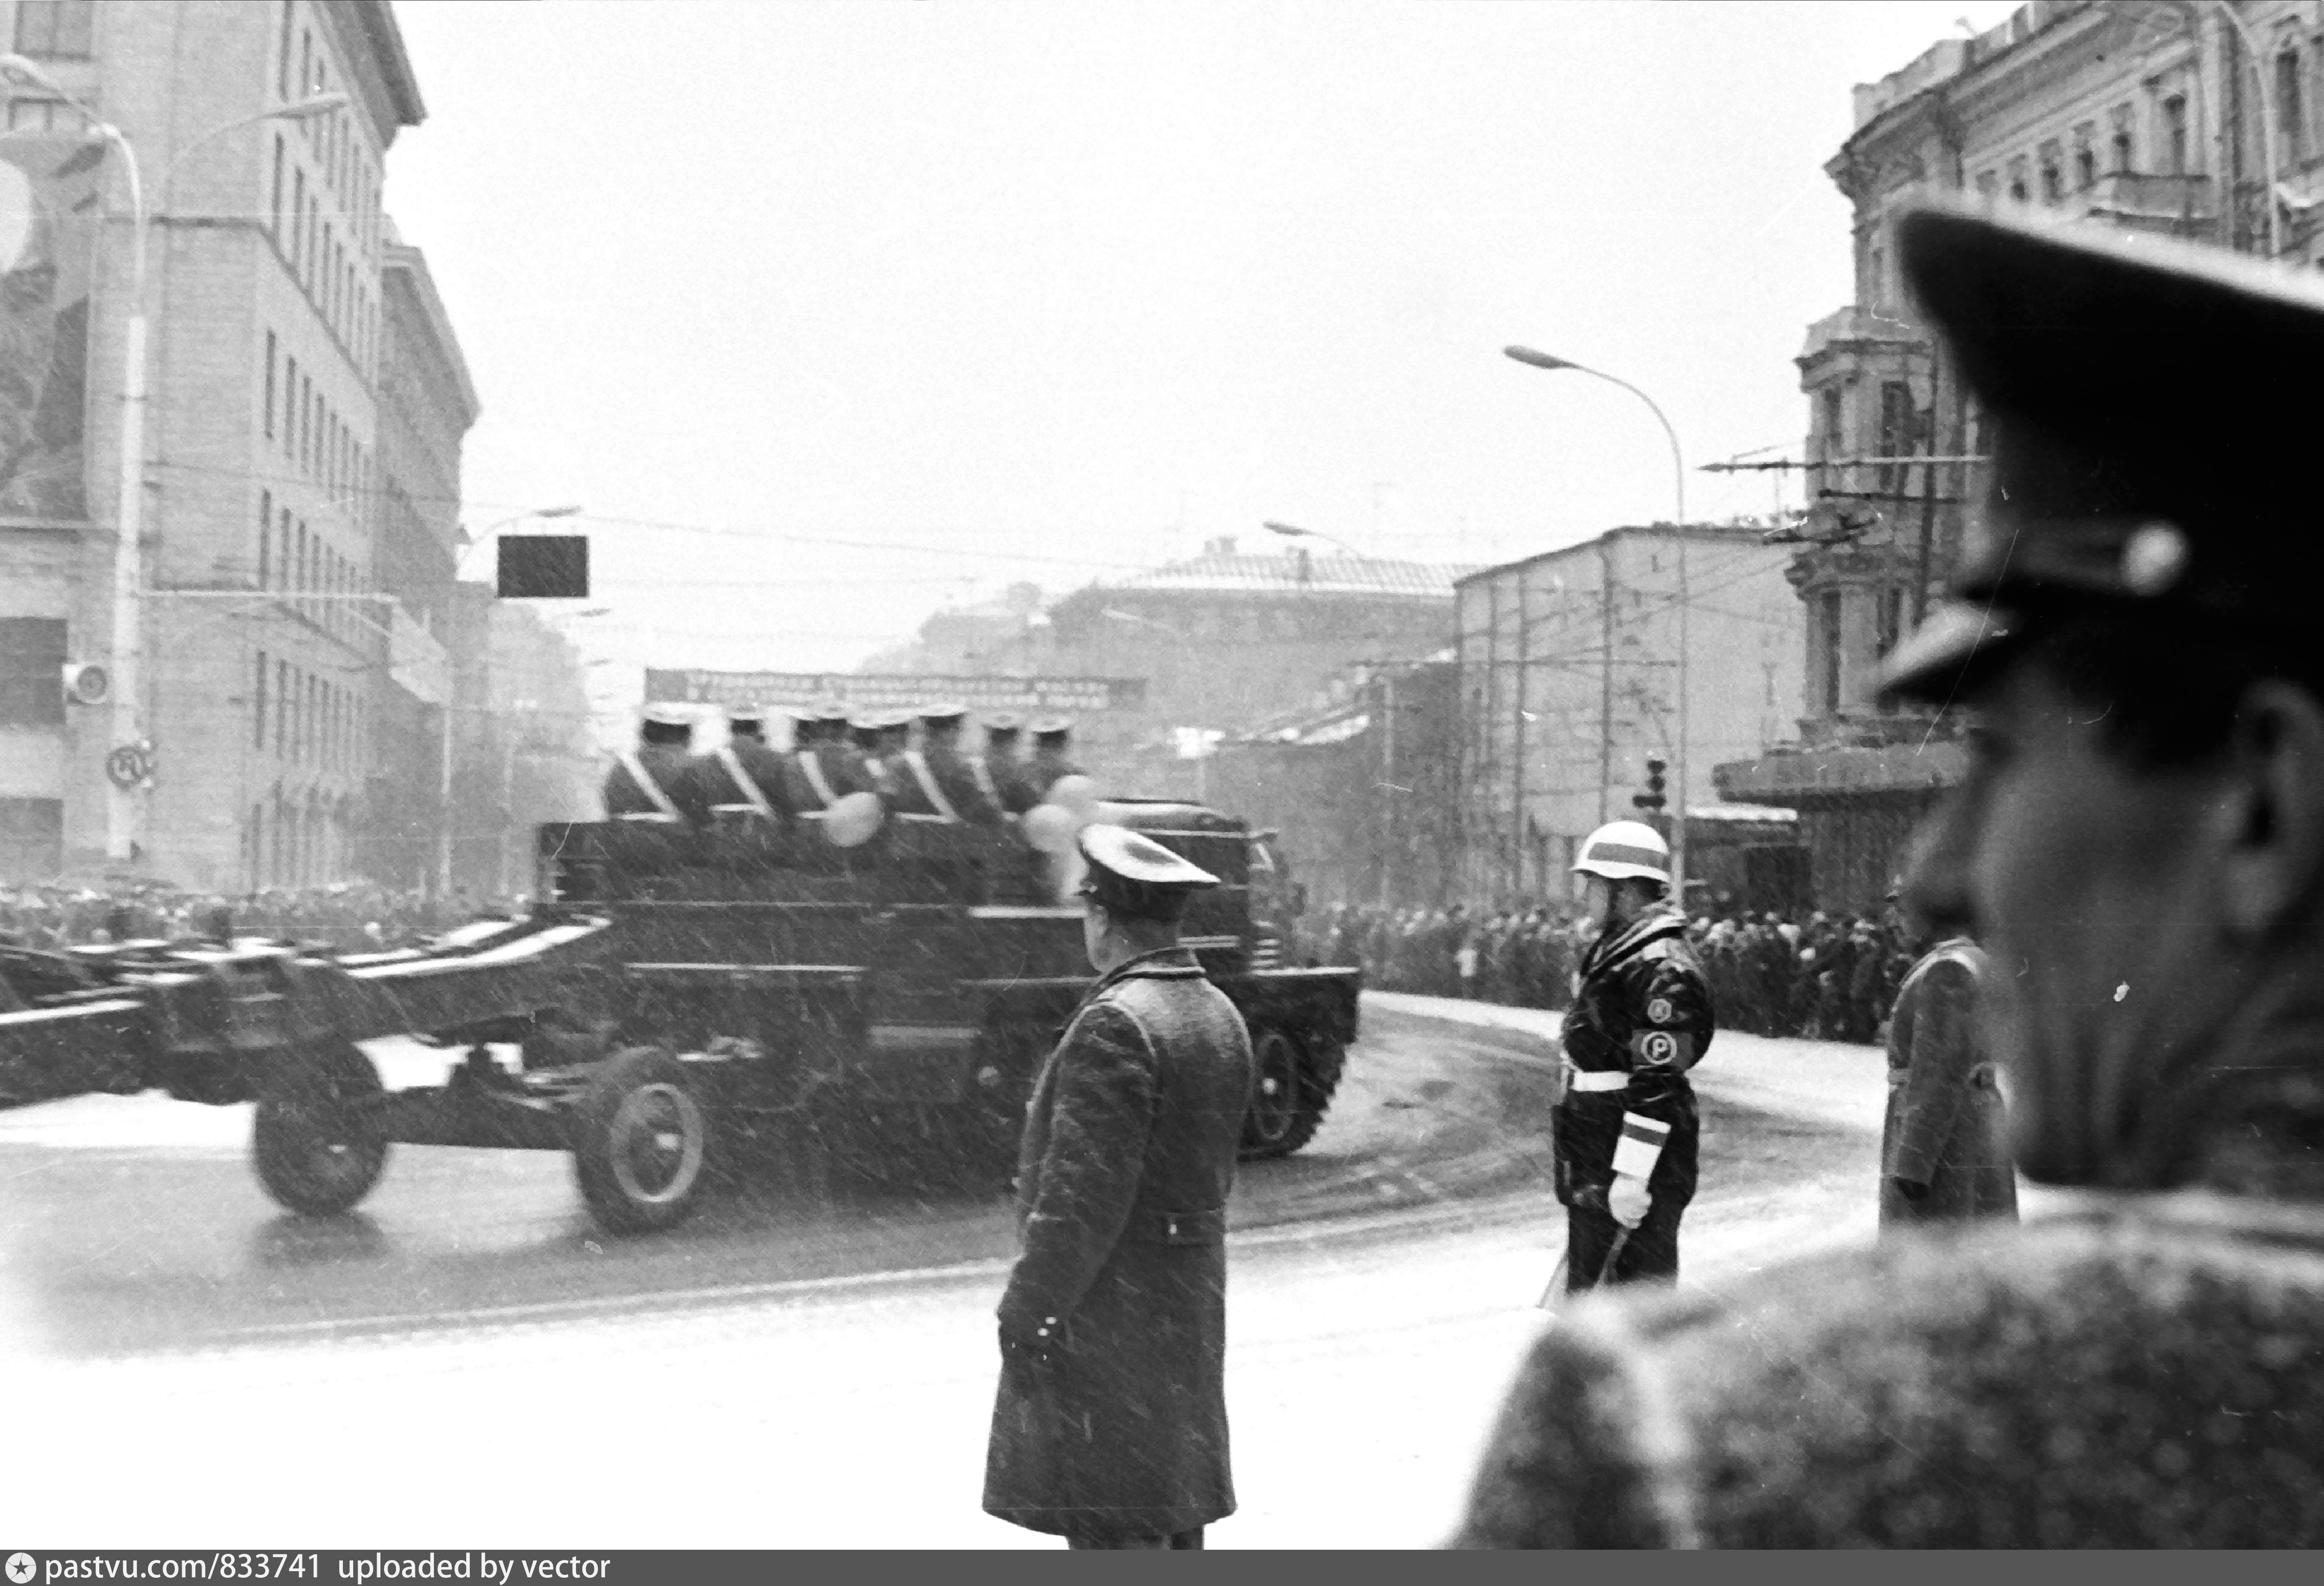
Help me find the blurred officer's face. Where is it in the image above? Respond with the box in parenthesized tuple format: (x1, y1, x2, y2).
(1902, 653, 2318, 1185)
(1580, 875, 1614, 931)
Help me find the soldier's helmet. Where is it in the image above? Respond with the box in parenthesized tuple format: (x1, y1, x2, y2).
(1572, 820, 1671, 885)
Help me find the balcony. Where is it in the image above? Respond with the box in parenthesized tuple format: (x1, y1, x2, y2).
(2078, 172, 2217, 241)
(1798, 305, 1926, 366)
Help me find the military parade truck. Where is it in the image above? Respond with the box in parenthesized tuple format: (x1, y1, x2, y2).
(0, 800, 1360, 1234)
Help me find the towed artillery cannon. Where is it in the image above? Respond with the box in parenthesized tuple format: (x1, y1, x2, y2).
(0, 800, 1360, 1235)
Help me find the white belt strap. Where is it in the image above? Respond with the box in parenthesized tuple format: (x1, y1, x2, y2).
(714, 745, 778, 819)
(902, 750, 961, 823)
(797, 751, 838, 811)
(968, 755, 1000, 807)
(1566, 1067, 1630, 1092)
(616, 750, 683, 821)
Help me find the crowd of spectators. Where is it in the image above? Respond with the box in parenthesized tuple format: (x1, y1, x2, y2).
(1, 884, 490, 955)
(1300, 903, 1919, 1046)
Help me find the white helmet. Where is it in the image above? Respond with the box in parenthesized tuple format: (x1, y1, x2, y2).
(1572, 820, 1671, 885)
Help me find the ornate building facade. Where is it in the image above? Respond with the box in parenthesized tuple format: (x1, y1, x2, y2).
(1718, 0, 2324, 913)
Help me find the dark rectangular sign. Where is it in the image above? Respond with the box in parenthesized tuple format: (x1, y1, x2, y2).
(643, 669, 1146, 713)
(497, 536, 590, 599)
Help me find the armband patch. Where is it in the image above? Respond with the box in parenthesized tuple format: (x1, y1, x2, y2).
(1647, 996, 1675, 1025)
(1630, 1028, 1693, 1066)
(1612, 1113, 1670, 1180)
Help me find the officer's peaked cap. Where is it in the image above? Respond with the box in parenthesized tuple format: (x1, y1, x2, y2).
(641, 705, 692, 746)
(984, 711, 1026, 735)
(1077, 822, 1219, 921)
(1031, 715, 1073, 739)
(917, 701, 968, 725)
(1881, 199, 2324, 702)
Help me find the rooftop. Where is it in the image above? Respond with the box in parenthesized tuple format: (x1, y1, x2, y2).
(1102, 546, 1476, 599)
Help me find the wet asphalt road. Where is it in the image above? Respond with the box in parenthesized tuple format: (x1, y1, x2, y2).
(0, 997, 1891, 1546)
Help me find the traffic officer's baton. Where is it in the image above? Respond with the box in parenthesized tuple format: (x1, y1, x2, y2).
(1589, 1226, 1632, 1292)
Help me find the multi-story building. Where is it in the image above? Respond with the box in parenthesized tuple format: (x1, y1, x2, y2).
(0, 0, 441, 889)
(890, 539, 1468, 802)
(366, 225, 473, 890)
(1718, 0, 2322, 913)
(1457, 523, 1802, 905)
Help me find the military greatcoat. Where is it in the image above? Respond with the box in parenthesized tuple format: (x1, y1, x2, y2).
(1881, 939, 2017, 1227)
(984, 945, 1254, 1542)
(1450, 1053, 2324, 1548)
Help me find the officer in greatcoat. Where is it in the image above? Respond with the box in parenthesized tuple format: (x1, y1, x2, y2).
(984, 824, 1253, 1549)
(601, 707, 696, 822)
(1024, 716, 1082, 804)
(675, 704, 795, 825)
(981, 713, 1040, 816)
(1553, 819, 1714, 1292)
(1450, 202, 2324, 1548)
(1880, 931, 2017, 1228)
(915, 703, 1005, 826)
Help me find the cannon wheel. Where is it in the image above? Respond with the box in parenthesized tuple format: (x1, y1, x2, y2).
(252, 1041, 390, 1215)
(1240, 1026, 1309, 1159)
(571, 1046, 711, 1234)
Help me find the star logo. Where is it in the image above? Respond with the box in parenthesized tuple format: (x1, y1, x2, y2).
(7, 1553, 36, 1584)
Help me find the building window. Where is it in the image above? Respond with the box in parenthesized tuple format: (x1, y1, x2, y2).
(2111, 104, 2135, 173)
(1975, 169, 2000, 206)
(2008, 157, 2030, 203)
(0, 617, 68, 727)
(276, 660, 290, 753)
(2038, 141, 2065, 203)
(257, 490, 272, 586)
(2073, 126, 2097, 190)
(2164, 94, 2190, 176)
(1877, 381, 1917, 494)
(282, 357, 297, 453)
(2279, 49, 2306, 165)
(255, 651, 268, 747)
(1818, 590, 1844, 716)
(1875, 586, 1905, 658)
(6, 97, 79, 133)
(1816, 385, 1845, 495)
(13, 0, 96, 59)
(262, 332, 276, 438)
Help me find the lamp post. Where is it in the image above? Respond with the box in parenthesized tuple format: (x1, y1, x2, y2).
(1503, 344, 1692, 897)
(1261, 519, 1365, 560)
(0, 55, 350, 870)
(440, 505, 584, 898)
(1102, 607, 1207, 802)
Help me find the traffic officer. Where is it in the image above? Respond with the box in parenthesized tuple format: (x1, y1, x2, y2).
(601, 707, 695, 821)
(788, 700, 859, 818)
(980, 712, 1040, 816)
(985, 824, 1252, 1549)
(844, 711, 904, 802)
(1024, 716, 1082, 803)
(1450, 202, 2324, 1547)
(675, 704, 794, 825)
(1551, 819, 1713, 1293)
(1880, 928, 2017, 1229)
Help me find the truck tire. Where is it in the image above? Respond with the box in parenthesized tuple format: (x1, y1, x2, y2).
(252, 1042, 389, 1216)
(571, 1046, 711, 1234)
(1240, 1026, 1336, 1159)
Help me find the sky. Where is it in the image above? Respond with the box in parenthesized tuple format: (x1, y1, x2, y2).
(382, 0, 2023, 727)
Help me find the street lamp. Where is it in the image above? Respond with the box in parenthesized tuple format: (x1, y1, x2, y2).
(1504, 344, 1692, 896)
(1261, 520, 1365, 560)
(440, 504, 584, 897)
(0, 53, 351, 868)
(1102, 607, 1209, 802)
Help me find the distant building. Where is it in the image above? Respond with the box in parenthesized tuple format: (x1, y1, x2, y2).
(0, 0, 440, 888)
(1457, 524, 1802, 905)
(922, 537, 1469, 802)
(1204, 655, 1459, 911)
(365, 228, 476, 892)
(440, 584, 594, 902)
(1718, 0, 2319, 913)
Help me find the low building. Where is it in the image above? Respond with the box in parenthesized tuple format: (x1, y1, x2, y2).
(1455, 523, 1802, 905)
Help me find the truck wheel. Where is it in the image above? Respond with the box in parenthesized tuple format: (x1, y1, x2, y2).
(1242, 1028, 1314, 1159)
(571, 1047, 711, 1234)
(253, 1042, 389, 1216)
